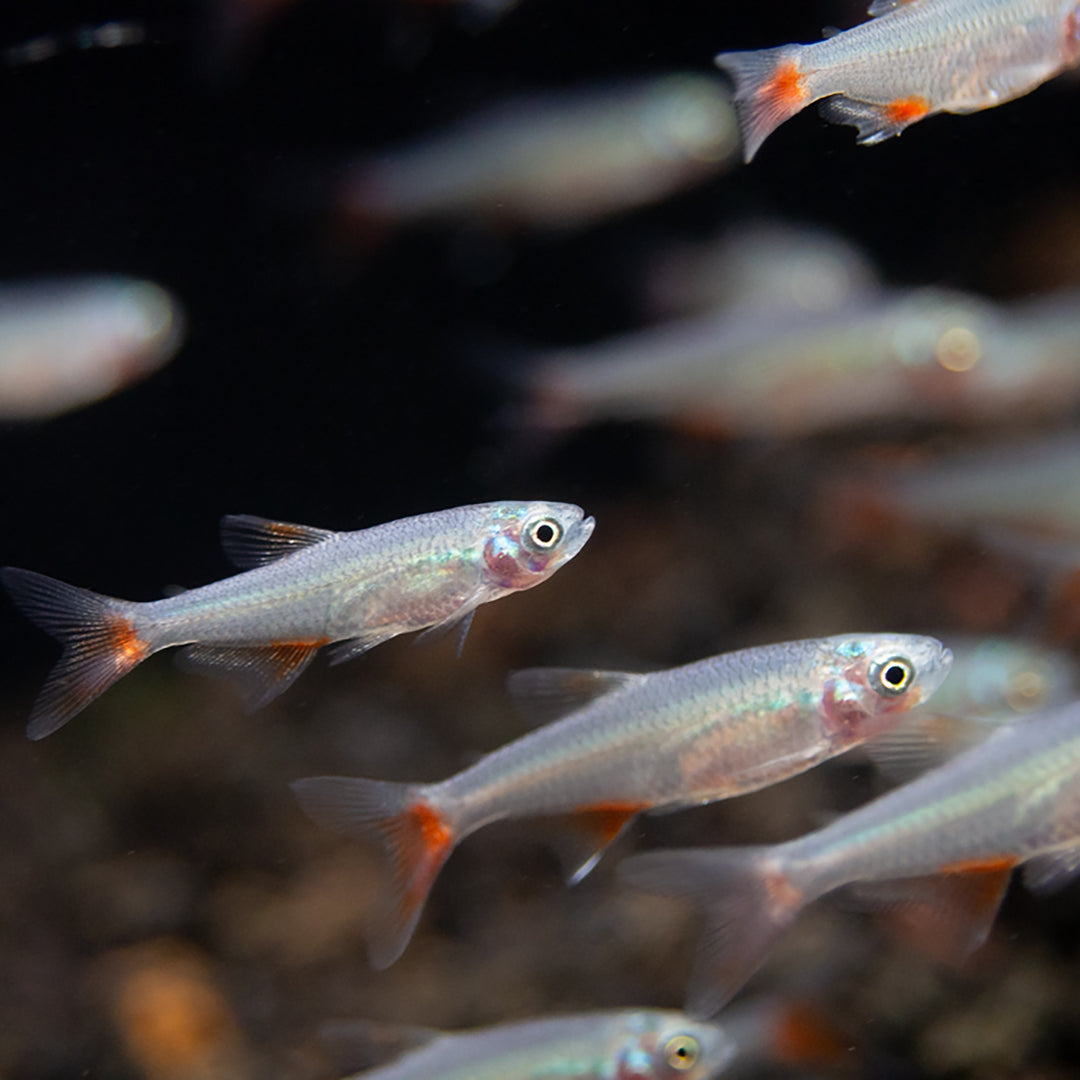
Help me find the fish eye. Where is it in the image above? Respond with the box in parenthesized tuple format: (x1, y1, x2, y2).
(664, 1034, 700, 1071)
(525, 516, 563, 551)
(870, 656, 914, 697)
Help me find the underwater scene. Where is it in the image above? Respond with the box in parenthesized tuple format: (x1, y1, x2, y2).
(3, 0, 1080, 1076)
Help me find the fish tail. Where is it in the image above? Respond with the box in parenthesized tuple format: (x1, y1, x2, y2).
(620, 845, 806, 1015)
(2, 567, 152, 739)
(290, 776, 457, 969)
(713, 46, 810, 162)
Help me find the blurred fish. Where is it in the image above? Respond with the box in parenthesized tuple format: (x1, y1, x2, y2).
(0, 277, 182, 420)
(644, 221, 880, 320)
(2, 501, 593, 739)
(715, 0, 1080, 162)
(337, 75, 738, 231)
(524, 287, 1080, 439)
(318, 1010, 734, 1079)
(292, 633, 951, 968)
(622, 697, 1080, 1015)
(3, 21, 149, 66)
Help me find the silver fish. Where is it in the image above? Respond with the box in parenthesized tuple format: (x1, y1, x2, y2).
(3, 501, 593, 739)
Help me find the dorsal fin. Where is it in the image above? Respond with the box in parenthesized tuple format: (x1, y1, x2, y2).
(506, 667, 645, 727)
(219, 514, 338, 569)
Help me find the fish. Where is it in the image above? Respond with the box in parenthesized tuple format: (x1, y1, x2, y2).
(621, 696, 1080, 1016)
(714, 0, 1080, 162)
(291, 632, 951, 968)
(338, 75, 737, 231)
(524, 286, 1080, 439)
(317, 1009, 735, 1080)
(2, 501, 593, 740)
(0, 277, 183, 420)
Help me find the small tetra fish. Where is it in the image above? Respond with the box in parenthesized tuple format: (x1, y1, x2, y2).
(2, 501, 593, 739)
(338, 75, 737, 231)
(319, 1010, 735, 1080)
(0, 277, 183, 420)
(622, 697, 1080, 1015)
(292, 633, 950, 968)
(715, 0, 1080, 161)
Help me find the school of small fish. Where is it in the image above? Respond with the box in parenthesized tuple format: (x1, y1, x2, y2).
(5, 0, 1080, 1076)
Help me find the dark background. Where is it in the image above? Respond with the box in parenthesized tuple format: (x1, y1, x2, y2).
(2, 1, 1080, 1077)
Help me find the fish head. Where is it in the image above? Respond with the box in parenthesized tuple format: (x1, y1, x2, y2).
(480, 501, 595, 591)
(613, 1010, 736, 1080)
(1065, 3, 1080, 65)
(816, 633, 953, 746)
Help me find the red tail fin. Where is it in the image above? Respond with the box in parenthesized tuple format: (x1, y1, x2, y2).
(620, 845, 804, 1016)
(2, 567, 150, 739)
(713, 47, 810, 162)
(290, 776, 456, 969)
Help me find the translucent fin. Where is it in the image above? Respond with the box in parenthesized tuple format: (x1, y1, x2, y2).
(852, 859, 1016, 962)
(713, 46, 809, 162)
(867, 0, 915, 15)
(317, 1019, 441, 1073)
(2, 567, 151, 739)
(1023, 845, 1080, 895)
(291, 777, 456, 970)
(175, 641, 320, 711)
(219, 514, 338, 569)
(552, 802, 646, 885)
(413, 606, 477, 657)
(818, 94, 930, 146)
(769, 1002, 854, 1070)
(507, 668, 644, 727)
(328, 631, 400, 665)
(620, 846, 802, 1017)
(862, 711, 1004, 782)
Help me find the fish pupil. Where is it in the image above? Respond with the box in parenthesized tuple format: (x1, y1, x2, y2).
(535, 523, 555, 544)
(884, 664, 906, 687)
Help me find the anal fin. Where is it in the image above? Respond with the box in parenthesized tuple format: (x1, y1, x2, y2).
(1023, 844, 1080, 895)
(819, 93, 931, 145)
(552, 802, 646, 885)
(176, 641, 322, 710)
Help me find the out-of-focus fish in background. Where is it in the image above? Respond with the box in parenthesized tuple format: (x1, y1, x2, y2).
(292, 633, 951, 968)
(2, 21, 149, 67)
(622, 696, 1080, 1015)
(2, 501, 593, 739)
(318, 1010, 735, 1079)
(523, 287, 1080, 439)
(0, 277, 183, 421)
(643, 221, 880, 320)
(715, 0, 1080, 162)
(335, 75, 738, 232)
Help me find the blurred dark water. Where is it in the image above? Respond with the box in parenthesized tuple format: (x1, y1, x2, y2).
(3, 1, 1080, 1077)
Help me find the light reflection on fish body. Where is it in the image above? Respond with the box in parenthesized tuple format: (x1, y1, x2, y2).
(622, 698, 1080, 1015)
(339, 75, 738, 230)
(526, 287, 1080, 438)
(2, 501, 593, 739)
(322, 1010, 735, 1080)
(715, 0, 1080, 161)
(292, 633, 950, 968)
(0, 277, 183, 420)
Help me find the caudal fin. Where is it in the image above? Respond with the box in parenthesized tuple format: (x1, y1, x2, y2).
(619, 845, 805, 1016)
(290, 776, 457, 969)
(2, 567, 151, 739)
(713, 46, 811, 162)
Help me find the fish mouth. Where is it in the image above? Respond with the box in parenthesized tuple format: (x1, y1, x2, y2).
(553, 512, 595, 566)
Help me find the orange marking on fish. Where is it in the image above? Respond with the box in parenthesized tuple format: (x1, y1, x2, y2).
(939, 855, 1019, 876)
(106, 616, 150, 666)
(574, 800, 649, 844)
(1065, 9, 1080, 64)
(885, 95, 930, 126)
(764, 866, 802, 914)
(763, 60, 809, 108)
